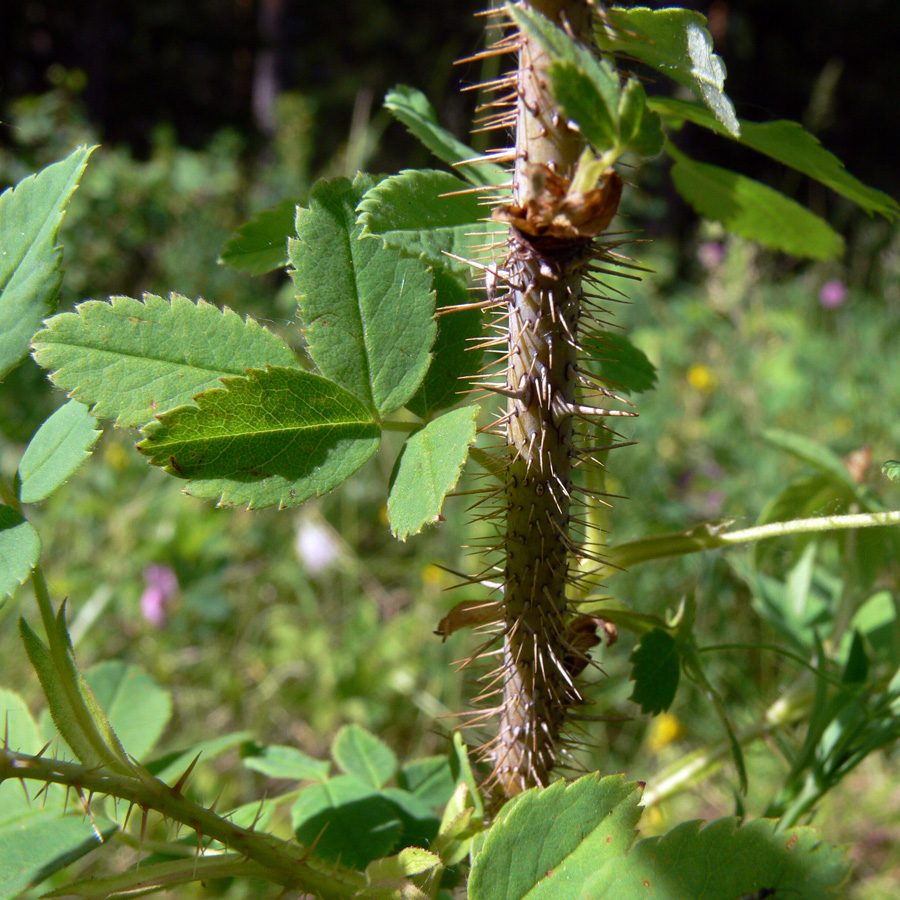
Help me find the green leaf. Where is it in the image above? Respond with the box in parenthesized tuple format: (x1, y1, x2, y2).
(648, 96, 899, 221)
(219, 198, 300, 274)
(291, 775, 405, 870)
(331, 724, 398, 789)
(137, 366, 381, 510)
(762, 430, 857, 490)
(384, 86, 506, 188)
(388, 407, 477, 540)
(580, 817, 848, 900)
(243, 744, 331, 781)
(469, 775, 642, 900)
(0, 506, 41, 599)
(617, 79, 665, 159)
(0, 145, 94, 381)
(358, 169, 502, 276)
(0, 689, 40, 823)
(18, 400, 101, 503)
(668, 146, 844, 260)
(32, 293, 300, 428)
(508, 4, 620, 151)
(82, 661, 171, 760)
(580, 331, 657, 395)
(883, 460, 900, 482)
(629, 629, 680, 715)
(290, 175, 437, 416)
(405, 271, 484, 418)
(0, 810, 115, 900)
(597, 8, 739, 137)
(398, 756, 457, 809)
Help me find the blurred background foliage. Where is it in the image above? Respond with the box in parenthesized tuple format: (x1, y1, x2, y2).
(2, 2, 900, 897)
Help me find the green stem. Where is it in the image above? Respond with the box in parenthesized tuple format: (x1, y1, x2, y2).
(582, 510, 900, 591)
(0, 748, 366, 898)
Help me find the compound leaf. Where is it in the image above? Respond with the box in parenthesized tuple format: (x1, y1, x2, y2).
(243, 744, 331, 782)
(470, 775, 642, 900)
(18, 400, 101, 504)
(0, 145, 94, 381)
(290, 175, 436, 416)
(31, 293, 300, 428)
(388, 407, 477, 540)
(137, 366, 380, 509)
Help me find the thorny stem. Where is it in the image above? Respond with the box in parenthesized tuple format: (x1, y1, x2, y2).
(0, 747, 365, 897)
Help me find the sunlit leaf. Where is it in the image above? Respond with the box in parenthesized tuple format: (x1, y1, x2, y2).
(290, 175, 436, 416)
(0, 146, 94, 381)
(32, 293, 301, 428)
(0, 507, 40, 599)
(137, 366, 381, 509)
(388, 407, 478, 540)
(18, 400, 101, 503)
(669, 146, 844, 259)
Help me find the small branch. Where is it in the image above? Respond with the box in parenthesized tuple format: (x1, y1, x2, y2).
(0, 748, 365, 898)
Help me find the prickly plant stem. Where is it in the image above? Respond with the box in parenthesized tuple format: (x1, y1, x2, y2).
(0, 747, 365, 897)
(492, 0, 595, 796)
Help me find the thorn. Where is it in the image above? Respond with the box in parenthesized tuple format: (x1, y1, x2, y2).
(172, 751, 202, 796)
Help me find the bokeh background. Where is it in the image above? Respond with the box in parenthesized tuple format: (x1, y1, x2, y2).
(2, 2, 900, 898)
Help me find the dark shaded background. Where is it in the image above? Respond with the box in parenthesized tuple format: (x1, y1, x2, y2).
(2, 0, 899, 200)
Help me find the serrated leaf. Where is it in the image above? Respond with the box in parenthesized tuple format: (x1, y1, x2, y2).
(137, 366, 381, 510)
(649, 96, 899, 220)
(219, 197, 299, 273)
(31, 293, 300, 428)
(290, 175, 436, 416)
(358, 169, 502, 276)
(580, 817, 848, 900)
(331, 724, 398, 789)
(0, 145, 94, 381)
(668, 147, 844, 260)
(581, 331, 657, 395)
(243, 744, 331, 781)
(469, 775, 642, 900)
(384, 86, 506, 188)
(291, 775, 405, 870)
(0, 810, 115, 900)
(82, 661, 171, 760)
(405, 271, 484, 418)
(629, 629, 680, 715)
(598, 8, 739, 137)
(18, 400, 101, 503)
(388, 407, 477, 540)
(0, 506, 41, 599)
